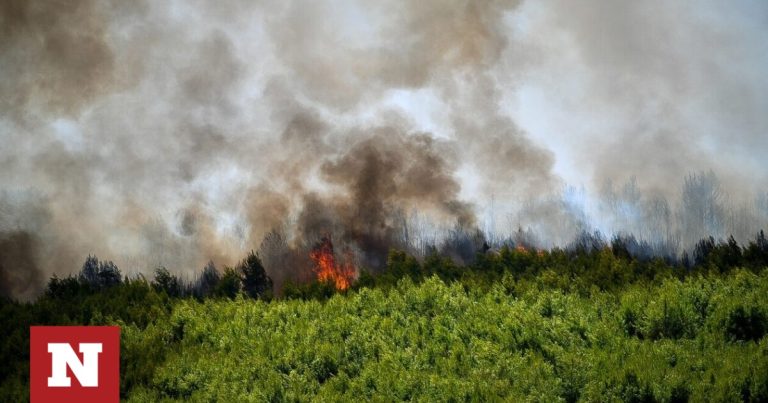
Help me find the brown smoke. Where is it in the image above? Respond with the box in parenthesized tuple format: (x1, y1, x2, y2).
(0, 0, 128, 121)
(312, 128, 475, 268)
(0, 231, 43, 300)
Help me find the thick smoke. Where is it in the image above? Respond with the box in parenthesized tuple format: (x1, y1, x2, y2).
(1, 0, 767, 299)
(309, 128, 475, 268)
(0, 231, 43, 301)
(0, 0, 120, 120)
(510, 0, 768, 194)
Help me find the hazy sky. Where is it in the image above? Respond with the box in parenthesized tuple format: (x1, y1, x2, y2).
(1, 0, 767, 298)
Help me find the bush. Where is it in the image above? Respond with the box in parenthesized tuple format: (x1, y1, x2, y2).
(725, 306, 767, 342)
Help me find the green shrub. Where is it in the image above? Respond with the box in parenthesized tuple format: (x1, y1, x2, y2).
(724, 306, 767, 342)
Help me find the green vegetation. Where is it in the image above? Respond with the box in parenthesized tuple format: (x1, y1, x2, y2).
(131, 272, 768, 402)
(2, 236, 768, 401)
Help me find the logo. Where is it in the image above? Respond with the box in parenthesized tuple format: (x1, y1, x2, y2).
(30, 326, 120, 403)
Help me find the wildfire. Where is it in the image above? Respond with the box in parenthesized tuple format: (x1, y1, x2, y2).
(515, 244, 545, 257)
(309, 236, 356, 290)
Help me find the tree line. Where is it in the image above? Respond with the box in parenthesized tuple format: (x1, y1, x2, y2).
(31, 229, 768, 303)
(1, 230, 767, 400)
(45, 250, 273, 302)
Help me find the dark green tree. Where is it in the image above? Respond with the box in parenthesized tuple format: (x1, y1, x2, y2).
(238, 251, 273, 299)
(386, 249, 422, 280)
(193, 260, 220, 299)
(216, 267, 241, 299)
(151, 267, 181, 297)
(78, 255, 122, 290)
(744, 230, 768, 269)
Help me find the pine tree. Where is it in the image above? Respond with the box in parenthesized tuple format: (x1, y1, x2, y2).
(239, 251, 272, 299)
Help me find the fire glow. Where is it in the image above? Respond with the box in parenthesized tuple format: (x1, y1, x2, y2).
(309, 236, 356, 290)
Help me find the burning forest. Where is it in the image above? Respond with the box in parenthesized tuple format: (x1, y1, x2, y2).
(1, 0, 767, 300)
(309, 236, 356, 291)
(2, 1, 768, 401)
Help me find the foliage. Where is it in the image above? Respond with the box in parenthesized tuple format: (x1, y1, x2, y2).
(151, 267, 181, 298)
(238, 251, 273, 300)
(2, 235, 768, 401)
(191, 260, 220, 299)
(125, 271, 768, 401)
(215, 267, 242, 299)
(78, 255, 122, 290)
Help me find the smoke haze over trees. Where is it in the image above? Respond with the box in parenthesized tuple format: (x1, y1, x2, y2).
(1, 0, 767, 299)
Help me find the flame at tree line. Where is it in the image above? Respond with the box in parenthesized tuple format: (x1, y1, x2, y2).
(309, 236, 357, 290)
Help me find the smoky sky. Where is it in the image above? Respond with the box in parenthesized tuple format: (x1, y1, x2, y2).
(1, 0, 767, 299)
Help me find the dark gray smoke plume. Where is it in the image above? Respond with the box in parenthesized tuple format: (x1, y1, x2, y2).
(0, 231, 43, 301)
(1, 0, 767, 299)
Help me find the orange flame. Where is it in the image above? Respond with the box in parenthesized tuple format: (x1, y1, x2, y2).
(515, 244, 544, 257)
(309, 236, 356, 290)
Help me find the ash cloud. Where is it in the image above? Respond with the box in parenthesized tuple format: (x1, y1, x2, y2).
(1, 0, 767, 299)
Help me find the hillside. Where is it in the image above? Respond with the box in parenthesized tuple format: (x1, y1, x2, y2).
(4, 266, 767, 401)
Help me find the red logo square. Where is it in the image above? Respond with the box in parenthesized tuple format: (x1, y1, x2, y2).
(30, 326, 120, 403)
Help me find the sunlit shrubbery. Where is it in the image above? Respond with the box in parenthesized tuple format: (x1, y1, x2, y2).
(2, 242, 767, 401)
(114, 271, 768, 401)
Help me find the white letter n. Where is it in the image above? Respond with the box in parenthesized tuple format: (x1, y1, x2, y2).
(47, 343, 102, 387)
